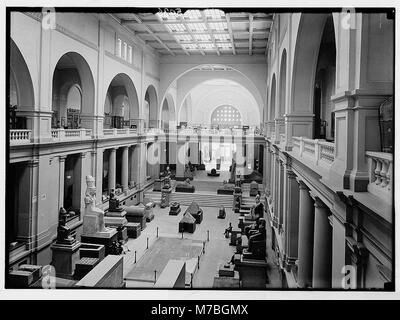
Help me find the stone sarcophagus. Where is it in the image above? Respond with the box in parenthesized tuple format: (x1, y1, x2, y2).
(125, 204, 147, 230)
(185, 201, 203, 224)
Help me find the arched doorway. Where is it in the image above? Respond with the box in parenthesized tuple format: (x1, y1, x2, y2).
(279, 50, 287, 118)
(51, 52, 95, 129)
(144, 85, 158, 129)
(290, 13, 337, 139)
(104, 73, 139, 129)
(9, 39, 35, 130)
(313, 15, 336, 141)
(160, 93, 176, 130)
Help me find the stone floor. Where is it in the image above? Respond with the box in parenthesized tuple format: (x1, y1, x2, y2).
(122, 201, 282, 288)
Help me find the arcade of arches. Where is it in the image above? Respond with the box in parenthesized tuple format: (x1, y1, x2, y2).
(7, 10, 393, 291)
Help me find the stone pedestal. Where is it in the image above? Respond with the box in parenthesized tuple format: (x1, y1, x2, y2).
(104, 210, 128, 228)
(230, 228, 242, 246)
(153, 177, 165, 192)
(51, 241, 81, 278)
(80, 229, 118, 256)
(161, 187, 172, 208)
(233, 190, 242, 213)
(235, 256, 268, 289)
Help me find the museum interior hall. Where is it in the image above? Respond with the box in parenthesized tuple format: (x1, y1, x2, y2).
(6, 8, 394, 290)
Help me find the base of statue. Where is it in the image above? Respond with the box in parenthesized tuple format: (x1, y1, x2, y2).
(234, 255, 268, 289)
(104, 216, 128, 228)
(117, 226, 128, 244)
(81, 229, 118, 256)
(106, 210, 127, 218)
(50, 241, 81, 278)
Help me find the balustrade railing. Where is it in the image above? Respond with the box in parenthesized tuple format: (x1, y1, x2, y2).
(366, 151, 393, 201)
(51, 128, 92, 141)
(291, 136, 335, 166)
(10, 129, 32, 145)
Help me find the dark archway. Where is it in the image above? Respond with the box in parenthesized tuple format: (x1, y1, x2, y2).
(51, 52, 95, 129)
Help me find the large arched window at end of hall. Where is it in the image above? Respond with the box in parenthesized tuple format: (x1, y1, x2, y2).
(211, 105, 242, 128)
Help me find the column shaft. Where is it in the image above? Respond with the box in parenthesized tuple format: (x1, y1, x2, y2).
(122, 146, 129, 192)
(312, 196, 333, 288)
(109, 148, 116, 192)
(297, 180, 314, 288)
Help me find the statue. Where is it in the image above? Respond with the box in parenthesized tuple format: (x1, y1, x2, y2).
(56, 207, 75, 245)
(229, 160, 236, 183)
(245, 194, 264, 221)
(224, 222, 232, 238)
(245, 219, 267, 260)
(109, 190, 124, 212)
(83, 175, 112, 235)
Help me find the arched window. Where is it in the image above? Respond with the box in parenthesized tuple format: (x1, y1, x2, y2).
(211, 105, 242, 127)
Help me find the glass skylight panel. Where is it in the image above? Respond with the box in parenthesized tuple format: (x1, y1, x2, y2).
(187, 23, 207, 32)
(199, 43, 215, 50)
(175, 34, 192, 42)
(194, 34, 211, 42)
(183, 10, 202, 20)
(218, 43, 232, 49)
(156, 11, 180, 21)
(209, 22, 228, 31)
(182, 43, 198, 50)
(214, 33, 230, 41)
(204, 9, 225, 19)
(166, 23, 186, 32)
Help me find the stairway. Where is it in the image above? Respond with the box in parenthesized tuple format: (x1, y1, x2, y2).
(144, 191, 234, 208)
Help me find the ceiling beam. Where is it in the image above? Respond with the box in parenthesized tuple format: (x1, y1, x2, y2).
(129, 13, 175, 56)
(145, 39, 267, 46)
(121, 17, 272, 26)
(225, 14, 236, 55)
(134, 30, 269, 37)
(201, 12, 220, 56)
(249, 14, 253, 56)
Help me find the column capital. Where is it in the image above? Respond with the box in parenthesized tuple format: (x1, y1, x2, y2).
(28, 159, 39, 167)
(59, 155, 67, 161)
(310, 192, 330, 211)
(296, 178, 308, 190)
(80, 152, 87, 158)
(287, 169, 297, 179)
(90, 150, 97, 156)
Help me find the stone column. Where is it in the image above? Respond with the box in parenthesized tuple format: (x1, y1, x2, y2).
(95, 149, 104, 204)
(91, 151, 97, 177)
(283, 164, 300, 271)
(129, 146, 136, 186)
(264, 145, 271, 196)
(272, 153, 280, 228)
(278, 159, 284, 231)
(109, 148, 117, 193)
(311, 194, 333, 288)
(297, 179, 314, 288)
(58, 155, 66, 210)
(122, 146, 129, 193)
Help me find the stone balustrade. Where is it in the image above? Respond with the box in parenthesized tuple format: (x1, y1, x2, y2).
(366, 151, 393, 201)
(10, 129, 32, 145)
(292, 136, 335, 166)
(51, 128, 92, 141)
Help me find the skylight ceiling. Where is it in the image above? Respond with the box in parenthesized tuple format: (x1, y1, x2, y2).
(115, 9, 273, 56)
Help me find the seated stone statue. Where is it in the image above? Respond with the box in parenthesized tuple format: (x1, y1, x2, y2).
(56, 207, 75, 245)
(83, 175, 112, 236)
(109, 190, 124, 212)
(244, 217, 265, 239)
(245, 221, 267, 260)
(245, 194, 264, 221)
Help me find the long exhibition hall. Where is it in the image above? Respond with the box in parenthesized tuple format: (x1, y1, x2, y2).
(6, 8, 394, 290)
